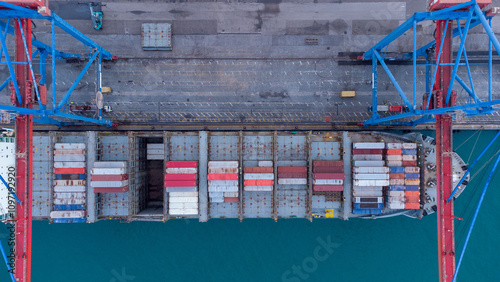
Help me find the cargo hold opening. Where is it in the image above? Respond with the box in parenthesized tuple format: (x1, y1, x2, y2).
(136, 137, 164, 216)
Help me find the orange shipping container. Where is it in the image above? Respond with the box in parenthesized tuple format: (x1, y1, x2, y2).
(389, 173, 404, 179)
(405, 203, 420, 209)
(244, 167, 273, 173)
(386, 149, 402, 155)
(405, 179, 420, 185)
(54, 168, 85, 174)
(244, 180, 274, 186)
(405, 196, 420, 203)
(405, 191, 420, 197)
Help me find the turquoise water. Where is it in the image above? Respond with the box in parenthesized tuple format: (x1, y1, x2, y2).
(1, 131, 500, 281)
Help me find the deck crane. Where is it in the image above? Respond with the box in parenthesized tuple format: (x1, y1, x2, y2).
(0, 1, 113, 281)
(363, 1, 500, 281)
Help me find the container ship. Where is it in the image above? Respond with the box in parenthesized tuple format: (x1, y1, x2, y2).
(0, 131, 468, 222)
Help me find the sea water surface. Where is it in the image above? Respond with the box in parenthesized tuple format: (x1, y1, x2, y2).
(1, 130, 499, 282)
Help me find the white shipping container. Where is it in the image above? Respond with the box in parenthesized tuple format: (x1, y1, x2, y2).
(208, 161, 238, 168)
(54, 186, 86, 193)
(147, 144, 164, 149)
(353, 142, 385, 149)
(377, 105, 389, 112)
(352, 190, 383, 197)
(353, 174, 389, 180)
(54, 162, 86, 168)
(313, 179, 343, 185)
(403, 155, 417, 161)
(352, 155, 383, 161)
(147, 154, 164, 160)
(243, 173, 274, 180)
(208, 180, 238, 186)
(386, 160, 403, 167)
(386, 143, 402, 149)
(166, 168, 198, 174)
(258, 161, 273, 167)
(53, 198, 86, 205)
(405, 167, 420, 173)
(224, 192, 239, 197)
(353, 197, 383, 203)
(402, 143, 417, 149)
(388, 202, 405, 209)
(91, 168, 127, 175)
(93, 161, 127, 168)
(353, 180, 390, 186)
(244, 186, 273, 191)
(209, 192, 224, 198)
(53, 149, 85, 155)
(168, 208, 198, 215)
(53, 192, 86, 199)
(168, 202, 198, 209)
(147, 149, 164, 155)
(353, 160, 385, 167)
(353, 167, 390, 174)
(210, 197, 224, 203)
(54, 155, 85, 162)
(352, 186, 384, 191)
(55, 143, 86, 150)
(166, 187, 198, 193)
(168, 196, 199, 203)
(169, 192, 199, 197)
(50, 210, 85, 218)
(388, 191, 405, 197)
(389, 179, 405, 185)
(208, 167, 238, 174)
(388, 196, 405, 202)
(54, 180, 86, 186)
(208, 185, 238, 192)
(386, 155, 402, 161)
(91, 180, 128, 187)
(278, 178, 307, 185)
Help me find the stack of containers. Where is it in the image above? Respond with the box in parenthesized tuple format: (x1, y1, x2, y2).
(403, 144, 420, 209)
(312, 161, 344, 192)
(386, 143, 405, 209)
(208, 161, 239, 203)
(165, 161, 198, 215)
(351, 142, 387, 214)
(90, 161, 128, 193)
(244, 161, 274, 192)
(278, 165, 307, 185)
(147, 143, 164, 160)
(51, 143, 87, 223)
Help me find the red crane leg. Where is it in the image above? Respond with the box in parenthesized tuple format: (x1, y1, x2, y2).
(14, 18, 33, 282)
(435, 20, 456, 282)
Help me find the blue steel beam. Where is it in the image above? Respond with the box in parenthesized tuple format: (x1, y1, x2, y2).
(0, 77, 11, 92)
(426, 20, 450, 110)
(53, 112, 113, 126)
(0, 22, 22, 105)
(474, 4, 500, 58)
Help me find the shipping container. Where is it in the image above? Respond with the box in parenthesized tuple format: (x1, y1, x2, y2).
(209, 192, 224, 198)
(279, 178, 308, 185)
(55, 174, 86, 180)
(164, 180, 197, 187)
(405, 179, 420, 185)
(54, 155, 85, 162)
(405, 191, 420, 197)
(278, 172, 307, 179)
(54, 186, 86, 193)
(168, 208, 198, 215)
(386, 149, 402, 155)
(224, 192, 239, 197)
(91, 180, 129, 188)
(352, 186, 383, 191)
(258, 161, 273, 167)
(278, 166, 307, 173)
(402, 143, 417, 149)
(207, 174, 238, 181)
(244, 186, 273, 191)
(146, 143, 164, 149)
(166, 161, 198, 168)
(208, 161, 238, 168)
(55, 168, 85, 175)
(353, 142, 385, 149)
(313, 160, 343, 167)
(313, 179, 343, 185)
(352, 149, 383, 155)
(313, 166, 344, 173)
(164, 174, 197, 181)
(353, 197, 383, 203)
(94, 161, 127, 168)
(53, 192, 85, 199)
(353, 180, 390, 186)
(94, 186, 129, 193)
(402, 155, 417, 161)
(386, 155, 402, 161)
(405, 173, 420, 179)
(405, 196, 420, 203)
(389, 173, 405, 179)
(243, 167, 273, 173)
(376, 105, 389, 112)
(403, 160, 418, 167)
(208, 167, 239, 174)
(313, 185, 343, 192)
(208, 180, 238, 186)
(386, 143, 402, 149)
(53, 198, 86, 205)
(52, 218, 87, 223)
(207, 185, 238, 192)
(91, 174, 128, 181)
(352, 155, 383, 161)
(386, 160, 403, 167)
(147, 154, 164, 160)
(353, 174, 389, 180)
(389, 167, 405, 173)
(243, 173, 274, 180)
(387, 185, 405, 191)
(405, 185, 420, 191)
(54, 180, 86, 186)
(353, 160, 385, 167)
(353, 203, 384, 209)
(224, 197, 239, 203)
(166, 168, 198, 174)
(353, 167, 389, 174)
(388, 202, 405, 209)
(50, 210, 86, 218)
(168, 202, 199, 209)
(53, 149, 85, 155)
(53, 204, 86, 211)
(166, 187, 198, 193)
(91, 168, 127, 175)
(243, 179, 274, 186)
(352, 190, 383, 197)
(209, 197, 224, 203)
(168, 196, 199, 203)
(388, 191, 405, 197)
(147, 149, 164, 155)
(54, 162, 86, 168)
(352, 208, 383, 215)
(405, 203, 420, 209)
(387, 196, 405, 202)
(313, 173, 346, 180)
(402, 149, 417, 155)
(404, 167, 420, 173)
(55, 143, 86, 150)
(389, 179, 405, 185)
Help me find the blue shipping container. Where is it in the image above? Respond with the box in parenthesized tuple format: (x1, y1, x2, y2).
(53, 204, 86, 211)
(352, 208, 383, 215)
(353, 203, 384, 209)
(53, 218, 87, 223)
(405, 173, 420, 179)
(402, 149, 417, 155)
(389, 167, 405, 173)
(406, 185, 420, 191)
(55, 174, 86, 180)
(388, 185, 405, 191)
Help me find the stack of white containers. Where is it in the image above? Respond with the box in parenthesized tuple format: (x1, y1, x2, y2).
(90, 161, 129, 193)
(244, 161, 274, 192)
(51, 143, 87, 223)
(165, 161, 199, 215)
(352, 142, 388, 214)
(147, 143, 164, 160)
(208, 161, 239, 203)
(386, 143, 405, 209)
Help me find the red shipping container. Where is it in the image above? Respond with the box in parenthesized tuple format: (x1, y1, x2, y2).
(278, 166, 307, 173)
(389, 173, 405, 179)
(405, 191, 420, 197)
(94, 186, 129, 193)
(313, 185, 343, 192)
(278, 172, 307, 178)
(405, 203, 420, 209)
(54, 168, 85, 174)
(164, 180, 197, 187)
(244, 167, 273, 173)
(91, 174, 128, 181)
(313, 160, 343, 167)
(313, 173, 345, 180)
(207, 174, 238, 180)
(386, 149, 402, 155)
(224, 197, 239, 203)
(352, 149, 383, 155)
(244, 180, 274, 186)
(313, 166, 343, 173)
(403, 160, 417, 167)
(164, 174, 197, 181)
(166, 161, 198, 168)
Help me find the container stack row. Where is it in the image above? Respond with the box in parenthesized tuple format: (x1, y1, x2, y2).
(208, 161, 239, 203)
(147, 143, 164, 160)
(244, 161, 274, 192)
(278, 166, 307, 185)
(386, 143, 405, 209)
(90, 161, 129, 193)
(50, 143, 87, 223)
(351, 142, 387, 215)
(312, 161, 344, 192)
(165, 161, 199, 215)
(403, 144, 420, 209)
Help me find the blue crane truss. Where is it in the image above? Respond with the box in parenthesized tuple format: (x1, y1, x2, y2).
(363, 1, 500, 126)
(0, 2, 113, 127)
